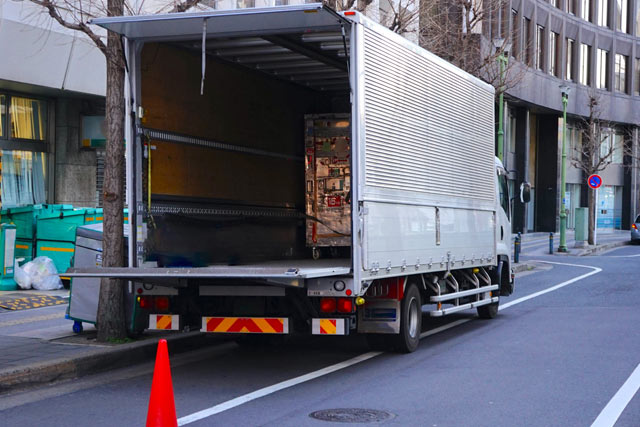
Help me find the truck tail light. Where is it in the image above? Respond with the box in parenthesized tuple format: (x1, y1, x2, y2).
(320, 297, 336, 313)
(155, 296, 170, 311)
(139, 296, 153, 309)
(337, 298, 353, 313)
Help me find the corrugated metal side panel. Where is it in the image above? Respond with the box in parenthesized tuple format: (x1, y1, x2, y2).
(361, 27, 495, 207)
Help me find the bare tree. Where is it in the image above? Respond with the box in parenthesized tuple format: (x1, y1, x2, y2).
(28, 0, 204, 341)
(570, 94, 631, 245)
(418, 0, 525, 91)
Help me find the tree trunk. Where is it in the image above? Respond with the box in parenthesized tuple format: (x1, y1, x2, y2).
(97, 0, 126, 342)
(588, 187, 596, 246)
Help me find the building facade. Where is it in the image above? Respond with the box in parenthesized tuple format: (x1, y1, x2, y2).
(491, 0, 640, 233)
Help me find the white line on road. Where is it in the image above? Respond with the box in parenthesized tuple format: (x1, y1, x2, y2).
(591, 362, 640, 427)
(178, 260, 602, 426)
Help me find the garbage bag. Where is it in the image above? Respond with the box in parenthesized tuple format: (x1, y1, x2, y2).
(14, 260, 31, 290)
(34, 274, 63, 291)
(23, 257, 62, 290)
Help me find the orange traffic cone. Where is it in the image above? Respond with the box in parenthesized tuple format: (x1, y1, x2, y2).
(146, 339, 177, 427)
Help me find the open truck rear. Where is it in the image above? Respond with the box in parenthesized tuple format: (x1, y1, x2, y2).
(70, 4, 514, 352)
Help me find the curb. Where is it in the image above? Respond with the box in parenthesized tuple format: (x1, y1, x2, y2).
(576, 240, 630, 256)
(0, 331, 214, 395)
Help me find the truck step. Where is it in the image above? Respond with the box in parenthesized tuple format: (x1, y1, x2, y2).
(429, 297, 499, 317)
(311, 318, 348, 335)
(201, 317, 289, 334)
(429, 284, 499, 302)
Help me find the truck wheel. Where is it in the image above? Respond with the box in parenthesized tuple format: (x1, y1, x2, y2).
(477, 298, 499, 319)
(393, 283, 422, 353)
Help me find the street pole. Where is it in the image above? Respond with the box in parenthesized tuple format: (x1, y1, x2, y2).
(558, 88, 569, 252)
(496, 54, 507, 162)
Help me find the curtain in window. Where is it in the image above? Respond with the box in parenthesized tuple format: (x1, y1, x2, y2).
(1, 150, 46, 208)
(10, 97, 45, 140)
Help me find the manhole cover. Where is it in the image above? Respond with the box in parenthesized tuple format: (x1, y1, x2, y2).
(309, 408, 394, 423)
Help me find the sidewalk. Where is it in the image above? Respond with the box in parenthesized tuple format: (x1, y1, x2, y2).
(0, 230, 633, 395)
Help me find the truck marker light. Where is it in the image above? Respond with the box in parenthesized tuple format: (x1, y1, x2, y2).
(345, 289, 352, 296)
(137, 288, 143, 294)
(337, 298, 353, 313)
(355, 297, 365, 306)
(320, 297, 337, 313)
(344, 11, 356, 15)
(472, 268, 480, 273)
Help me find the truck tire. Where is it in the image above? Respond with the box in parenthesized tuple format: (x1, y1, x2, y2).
(477, 264, 502, 319)
(393, 282, 422, 353)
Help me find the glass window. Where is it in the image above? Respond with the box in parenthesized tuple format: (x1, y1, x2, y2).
(597, 49, 609, 89)
(614, 54, 628, 93)
(275, 0, 289, 4)
(550, 32, 559, 76)
(568, 0, 576, 14)
(508, 109, 517, 153)
(635, 58, 640, 95)
(616, 0, 628, 32)
(580, 43, 591, 85)
(600, 129, 613, 158)
(498, 172, 510, 218)
(612, 133, 624, 163)
(0, 150, 46, 207)
(598, 0, 609, 26)
(524, 18, 531, 66)
(0, 95, 5, 138)
(536, 25, 545, 70)
(550, 0, 557, 7)
(567, 38, 575, 80)
(637, 0, 640, 36)
(581, 0, 591, 21)
(9, 97, 46, 141)
(511, 9, 519, 59)
(237, 0, 255, 8)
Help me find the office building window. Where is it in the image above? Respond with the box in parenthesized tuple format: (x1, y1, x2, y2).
(616, 0, 628, 32)
(568, 0, 576, 14)
(598, 0, 609, 26)
(580, 43, 591, 85)
(237, 0, 255, 8)
(634, 58, 640, 95)
(612, 133, 624, 163)
(597, 49, 609, 89)
(8, 96, 47, 141)
(550, 0, 557, 6)
(567, 38, 575, 80)
(275, 0, 289, 4)
(581, 0, 591, 21)
(511, 9, 519, 59)
(614, 54, 628, 93)
(550, 32, 559, 76)
(0, 95, 5, 138)
(536, 25, 545, 70)
(524, 18, 532, 66)
(637, 0, 640, 35)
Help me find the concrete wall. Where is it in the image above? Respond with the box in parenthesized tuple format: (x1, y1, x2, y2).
(53, 98, 102, 207)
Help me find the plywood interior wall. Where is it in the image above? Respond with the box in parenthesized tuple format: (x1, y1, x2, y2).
(141, 43, 332, 207)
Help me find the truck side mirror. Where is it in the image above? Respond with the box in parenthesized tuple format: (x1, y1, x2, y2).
(520, 182, 531, 203)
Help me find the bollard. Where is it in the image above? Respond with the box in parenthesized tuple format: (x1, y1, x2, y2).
(514, 233, 521, 263)
(549, 232, 554, 254)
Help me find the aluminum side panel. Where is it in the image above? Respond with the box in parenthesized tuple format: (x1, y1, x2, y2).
(362, 201, 496, 277)
(360, 26, 495, 210)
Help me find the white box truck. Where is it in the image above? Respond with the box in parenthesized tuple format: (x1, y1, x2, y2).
(68, 4, 528, 352)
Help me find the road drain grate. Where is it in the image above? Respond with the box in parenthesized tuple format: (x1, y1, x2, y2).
(309, 408, 394, 423)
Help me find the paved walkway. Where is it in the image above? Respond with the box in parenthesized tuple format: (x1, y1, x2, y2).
(0, 229, 632, 394)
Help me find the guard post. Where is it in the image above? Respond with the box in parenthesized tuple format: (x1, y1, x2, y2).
(514, 232, 521, 263)
(549, 233, 554, 255)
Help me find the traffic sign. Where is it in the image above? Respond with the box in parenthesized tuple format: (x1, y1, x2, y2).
(588, 174, 602, 189)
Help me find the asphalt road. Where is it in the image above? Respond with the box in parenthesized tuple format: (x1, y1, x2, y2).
(1, 246, 639, 427)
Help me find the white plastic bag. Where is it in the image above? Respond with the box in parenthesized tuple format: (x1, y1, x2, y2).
(23, 257, 62, 290)
(14, 260, 31, 290)
(35, 274, 63, 291)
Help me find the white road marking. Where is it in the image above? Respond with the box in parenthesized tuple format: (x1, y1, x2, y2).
(591, 362, 640, 427)
(500, 260, 601, 310)
(178, 260, 602, 425)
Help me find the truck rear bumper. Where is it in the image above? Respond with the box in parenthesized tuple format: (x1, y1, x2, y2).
(202, 317, 289, 334)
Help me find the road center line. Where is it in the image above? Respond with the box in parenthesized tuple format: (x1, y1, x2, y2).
(178, 260, 601, 426)
(591, 362, 640, 427)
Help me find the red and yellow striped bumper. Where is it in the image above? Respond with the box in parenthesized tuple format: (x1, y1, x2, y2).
(202, 317, 289, 334)
(149, 314, 180, 331)
(312, 318, 347, 335)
